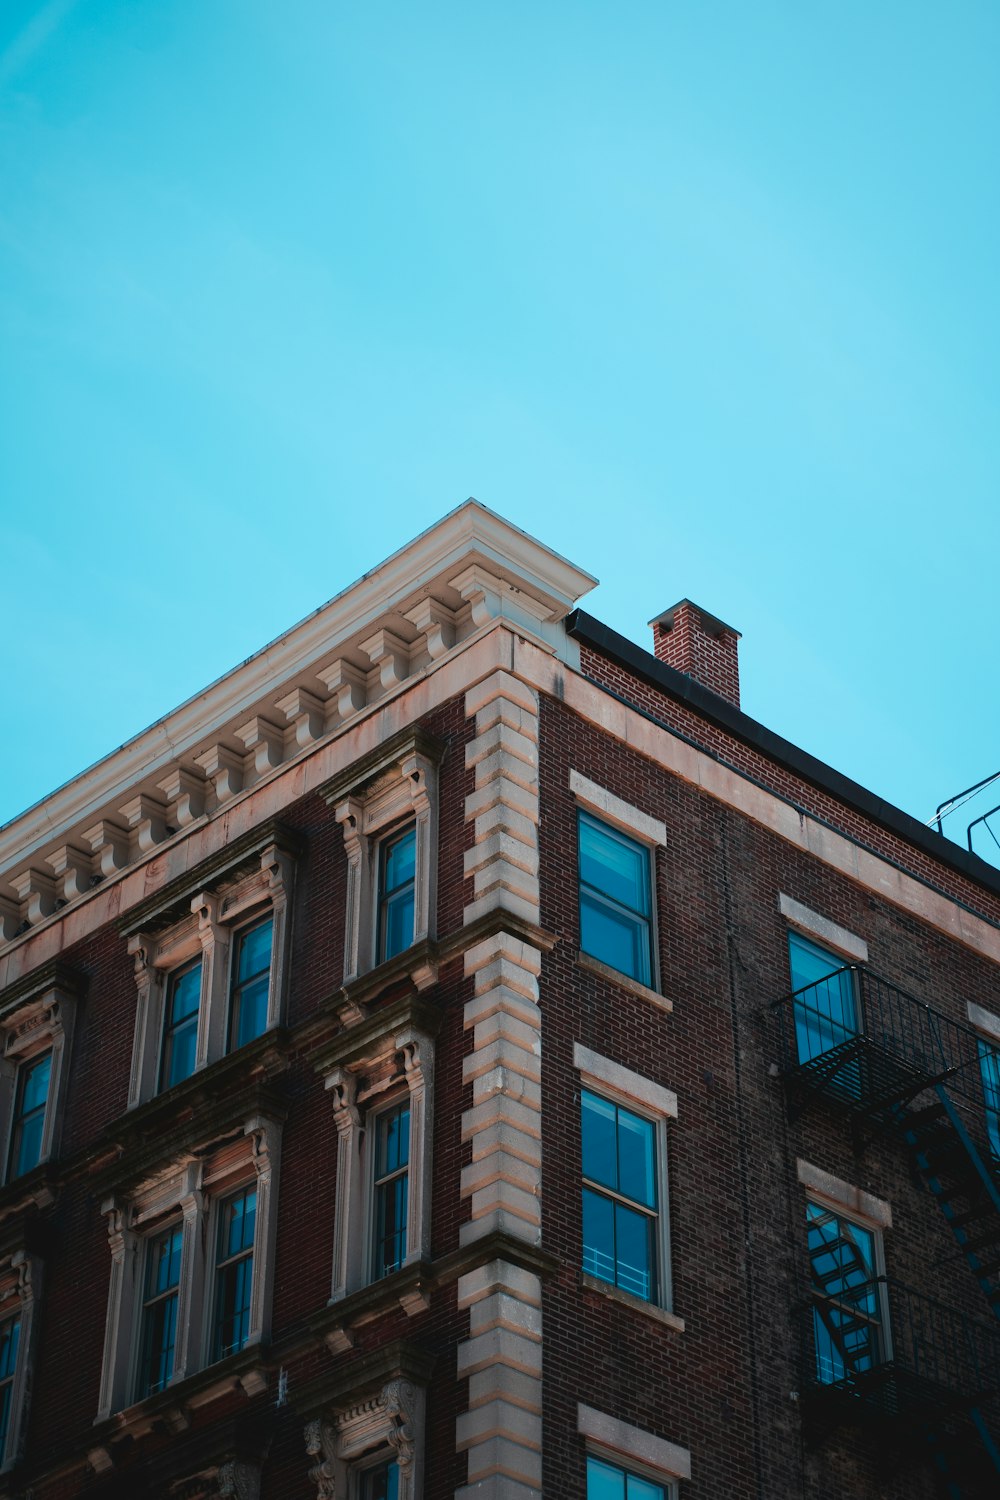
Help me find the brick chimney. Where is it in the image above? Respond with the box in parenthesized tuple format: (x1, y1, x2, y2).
(649, 600, 741, 708)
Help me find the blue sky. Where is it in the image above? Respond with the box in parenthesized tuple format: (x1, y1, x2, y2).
(2, 2, 999, 860)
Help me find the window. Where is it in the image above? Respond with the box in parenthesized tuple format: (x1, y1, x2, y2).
(326, 1026, 434, 1308)
(0, 1320, 19, 1461)
(0, 967, 78, 1188)
(582, 1090, 658, 1302)
(125, 828, 297, 1108)
(977, 1039, 1000, 1159)
(579, 813, 653, 987)
(212, 1185, 256, 1360)
(806, 1197, 887, 1386)
(159, 961, 202, 1091)
(377, 826, 416, 964)
(8, 1053, 51, 1180)
(788, 931, 857, 1065)
(362, 1460, 400, 1500)
(372, 1102, 409, 1280)
(97, 1115, 282, 1421)
(304, 1379, 425, 1500)
(229, 916, 274, 1051)
(588, 1455, 668, 1500)
(0, 1251, 42, 1472)
(573, 1044, 677, 1318)
(327, 729, 442, 985)
(138, 1224, 182, 1398)
(577, 1404, 690, 1496)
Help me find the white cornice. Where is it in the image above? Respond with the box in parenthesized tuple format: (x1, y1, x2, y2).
(0, 502, 596, 918)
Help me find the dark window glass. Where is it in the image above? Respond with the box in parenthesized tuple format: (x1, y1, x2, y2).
(160, 961, 202, 1091)
(788, 932, 857, 1065)
(373, 1102, 410, 1279)
(138, 1224, 183, 1397)
(362, 1461, 400, 1500)
(377, 825, 416, 963)
(229, 916, 274, 1051)
(213, 1185, 256, 1360)
(581, 1089, 658, 1302)
(578, 813, 653, 985)
(9, 1052, 51, 1179)
(0, 1317, 20, 1458)
(978, 1039, 1000, 1159)
(587, 1455, 666, 1500)
(806, 1199, 884, 1386)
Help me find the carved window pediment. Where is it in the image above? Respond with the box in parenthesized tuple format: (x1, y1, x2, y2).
(305, 1379, 424, 1500)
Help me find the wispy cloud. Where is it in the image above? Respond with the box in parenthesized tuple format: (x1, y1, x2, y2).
(0, 0, 79, 89)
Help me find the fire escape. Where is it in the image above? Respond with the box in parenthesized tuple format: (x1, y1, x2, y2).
(773, 966, 1000, 1496)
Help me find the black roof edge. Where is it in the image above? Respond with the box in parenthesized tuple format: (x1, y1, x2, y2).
(566, 608, 1000, 904)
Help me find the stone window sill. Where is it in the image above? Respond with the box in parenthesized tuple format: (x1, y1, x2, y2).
(581, 1272, 685, 1333)
(577, 951, 673, 1014)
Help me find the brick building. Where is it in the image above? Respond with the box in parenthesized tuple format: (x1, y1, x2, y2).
(0, 501, 999, 1499)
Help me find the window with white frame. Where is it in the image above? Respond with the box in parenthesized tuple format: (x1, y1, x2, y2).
(0, 966, 78, 1187)
(967, 1004, 1000, 1161)
(574, 1044, 676, 1314)
(325, 1025, 434, 1308)
(328, 730, 442, 985)
(125, 834, 295, 1109)
(0, 1250, 42, 1474)
(570, 772, 666, 992)
(96, 1114, 281, 1419)
(578, 1404, 690, 1499)
(305, 1378, 425, 1500)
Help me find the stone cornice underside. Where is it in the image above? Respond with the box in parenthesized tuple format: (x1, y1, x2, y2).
(0, 502, 596, 942)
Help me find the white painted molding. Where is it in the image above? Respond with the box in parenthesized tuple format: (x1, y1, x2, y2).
(577, 1404, 691, 1482)
(573, 1043, 677, 1119)
(796, 1159, 893, 1229)
(968, 1001, 1000, 1046)
(570, 771, 667, 847)
(779, 894, 868, 963)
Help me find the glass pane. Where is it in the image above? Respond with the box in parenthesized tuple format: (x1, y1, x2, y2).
(377, 1105, 410, 1177)
(617, 1108, 656, 1210)
(163, 1016, 199, 1089)
(580, 892, 650, 985)
(142, 1292, 178, 1394)
(383, 827, 416, 893)
(237, 918, 273, 983)
(587, 1456, 626, 1500)
(978, 1040, 1000, 1159)
(580, 815, 650, 916)
(789, 934, 856, 1063)
(0, 1320, 20, 1381)
(582, 1091, 618, 1190)
(20, 1054, 51, 1115)
(375, 1173, 408, 1277)
(806, 1200, 882, 1385)
(169, 963, 202, 1024)
(147, 1226, 183, 1297)
(221, 1188, 257, 1258)
(12, 1112, 45, 1179)
(234, 975, 270, 1049)
(364, 1463, 400, 1500)
(215, 1258, 253, 1357)
(627, 1477, 666, 1500)
(615, 1201, 655, 1301)
(381, 887, 415, 961)
(582, 1186, 616, 1285)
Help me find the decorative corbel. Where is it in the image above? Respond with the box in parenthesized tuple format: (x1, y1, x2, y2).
(82, 818, 131, 878)
(119, 792, 170, 853)
(449, 563, 500, 629)
(317, 660, 367, 723)
(194, 744, 245, 804)
(9, 868, 59, 926)
(404, 597, 457, 660)
(234, 717, 285, 777)
(382, 1379, 419, 1473)
(46, 844, 94, 902)
(275, 686, 328, 748)
(157, 766, 207, 827)
(304, 1418, 339, 1500)
(0, 896, 20, 943)
(358, 628, 412, 692)
(217, 1461, 262, 1500)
